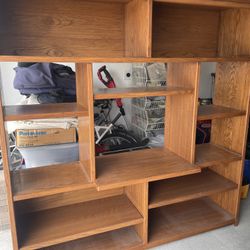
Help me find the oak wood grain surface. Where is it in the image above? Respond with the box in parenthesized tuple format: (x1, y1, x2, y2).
(18, 195, 143, 249)
(149, 168, 237, 209)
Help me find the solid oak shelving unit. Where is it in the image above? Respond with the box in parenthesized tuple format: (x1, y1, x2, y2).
(1, 0, 250, 249)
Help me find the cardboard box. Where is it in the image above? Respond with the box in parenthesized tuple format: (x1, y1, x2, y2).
(16, 128, 76, 147)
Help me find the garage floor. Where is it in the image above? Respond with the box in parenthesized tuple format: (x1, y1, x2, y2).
(0, 197, 249, 250)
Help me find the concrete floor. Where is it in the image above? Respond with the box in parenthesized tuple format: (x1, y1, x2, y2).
(0, 198, 249, 250)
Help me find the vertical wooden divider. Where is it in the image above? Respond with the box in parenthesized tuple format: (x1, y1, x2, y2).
(212, 9, 250, 222)
(165, 63, 200, 163)
(0, 95, 18, 249)
(209, 62, 250, 221)
(75, 63, 95, 182)
(125, 183, 149, 245)
(125, 0, 152, 57)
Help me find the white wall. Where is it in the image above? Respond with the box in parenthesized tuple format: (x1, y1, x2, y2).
(0, 62, 22, 105)
(199, 62, 216, 99)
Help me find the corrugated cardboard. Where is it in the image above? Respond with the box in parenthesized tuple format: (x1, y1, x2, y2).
(16, 128, 76, 147)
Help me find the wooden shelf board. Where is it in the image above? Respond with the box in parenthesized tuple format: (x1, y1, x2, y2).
(148, 197, 235, 248)
(4, 103, 87, 121)
(96, 148, 200, 191)
(43, 227, 142, 250)
(149, 168, 237, 209)
(12, 162, 94, 201)
(1, 55, 250, 63)
(18, 194, 143, 250)
(154, 0, 250, 8)
(195, 143, 242, 168)
(197, 105, 245, 121)
(94, 86, 193, 99)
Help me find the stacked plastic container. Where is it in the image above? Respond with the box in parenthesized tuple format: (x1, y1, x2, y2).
(131, 63, 167, 140)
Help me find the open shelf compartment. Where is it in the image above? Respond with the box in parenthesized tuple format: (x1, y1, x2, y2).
(11, 162, 94, 201)
(149, 168, 237, 209)
(148, 197, 235, 248)
(17, 194, 143, 250)
(96, 148, 200, 191)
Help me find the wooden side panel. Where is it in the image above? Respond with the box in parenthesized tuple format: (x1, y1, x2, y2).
(125, 0, 152, 57)
(15, 187, 123, 214)
(76, 63, 95, 181)
(165, 63, 200, 163)
(0, 96, 18, 249)
(152, 4, 220, 57)
(0, 1, 125, 57)
(210, 62, 250, 220)
(219, 9, 250, 57)
(125, 183, 148, 244)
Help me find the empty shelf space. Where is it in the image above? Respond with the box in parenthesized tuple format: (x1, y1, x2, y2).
(149, 169, 237, 209)
(96, 148, 200, 191)
(12, 162, 93, 201)
(44, 227, 142, 250)
(148, 197, 235, 248)
(94, 86, 193, 100)
(197, 105, 245, 121)
(18, 194, 143, 250)
(3, 103, 87, 121)
(195, 143, 242, 168)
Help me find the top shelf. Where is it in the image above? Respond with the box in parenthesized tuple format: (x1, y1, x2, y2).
(3, 103, 87, 121)
(94, 86, 193, 100)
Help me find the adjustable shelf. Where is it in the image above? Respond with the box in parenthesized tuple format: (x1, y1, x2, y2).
(11, 162, 94, 201)
(148, 197, 235, 248)
(149, 169, 237, 209)
(94, 86, 193, 100)
(43, 227, 143, 250)
(17, 194, 143, 250)
(195, 143, 242, 168)
(96, 148, 200, 191)
(3, 103, 87, 121)
(197, 105, 245, 121)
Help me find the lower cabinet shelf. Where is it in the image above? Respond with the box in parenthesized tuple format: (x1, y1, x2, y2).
(148, 197, 235, 248)
(43, 227, 143, 250)
(17, 194, 143, 250)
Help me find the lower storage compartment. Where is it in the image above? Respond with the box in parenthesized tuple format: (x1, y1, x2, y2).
(44, 226, 143, 250)
(16, 193, 143, 249)
(148, 197, 235, 248)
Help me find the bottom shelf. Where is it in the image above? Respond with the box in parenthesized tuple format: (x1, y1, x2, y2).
(44, 226, 143, 250)
(148, 197, 235, 248)
(17, 195, 143, 249)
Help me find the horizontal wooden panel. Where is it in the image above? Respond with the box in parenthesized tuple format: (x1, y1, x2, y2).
(18, 195, 143, 249)
(197, 105, 245, 120)
(1, 55, 250, 63)
(94, 86, 193, 99)
(195, 143, 242, 168)
(12, 162, 93, 201)
(3, 103, 87, 121)
(154, 0, 250, 8)
(44, 227, 142, 250)
(96, 148, 200, 191)
(148, 197, 235, 248)
(149, 169, 237, 209)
